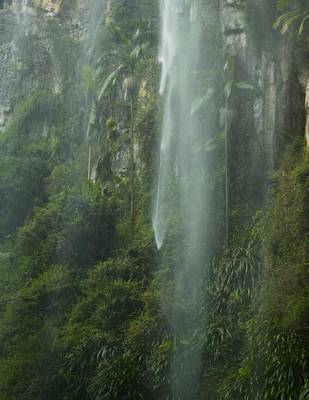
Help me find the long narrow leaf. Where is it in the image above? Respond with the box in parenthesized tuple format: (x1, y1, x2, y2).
(98, 64, 123, 101)
(299, 13, 309, 34)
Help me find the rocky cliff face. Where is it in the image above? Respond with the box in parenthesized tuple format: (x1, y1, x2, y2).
(0, 0, 89, 130)
(0, 1, 307, 160)
(41, 0, 62, 15)
(220, 0, 308, 169)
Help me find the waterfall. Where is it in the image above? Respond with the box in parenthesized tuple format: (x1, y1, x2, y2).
(83, 0, 106, 63)
(15, 0, 35, 31)
(153, 0, 221, 397)
(153, 0, 207, 252)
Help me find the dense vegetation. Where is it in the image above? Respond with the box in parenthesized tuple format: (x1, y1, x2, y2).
(0, 0, 307, 399)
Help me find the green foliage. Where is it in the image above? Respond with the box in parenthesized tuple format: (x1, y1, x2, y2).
(222, 320, 307, 400)
(274, 0, 309, 35)
(0, 92, 57, 241)
(220, 150, 309, 400)
(0, 1, 307, 400)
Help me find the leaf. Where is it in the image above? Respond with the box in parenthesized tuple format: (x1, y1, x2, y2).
(132, 28, 140, 41)
(190, 88, 215, 116)
(273, 10, 298, 30)
(86, 100, 97, 140)
(224, 80, 233, 100)
(280, 14, 301, 34)
(203, 132, 225, 152)
(98, 64, 123, 101)
(112, 24, 130, 47)
(130, 43, 149, 59)
(299, 13, 309, 35)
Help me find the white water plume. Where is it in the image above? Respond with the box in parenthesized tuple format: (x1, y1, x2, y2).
(83, 0, 106, 63)
(153, 0, 205, 251)
(15, 0, 35, 32)
(153, 2, 219, 393)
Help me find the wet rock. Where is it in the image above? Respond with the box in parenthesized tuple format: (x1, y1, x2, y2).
(41, 0, 62, 15)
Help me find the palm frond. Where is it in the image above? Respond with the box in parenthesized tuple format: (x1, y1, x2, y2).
(98, 64, 124, 101)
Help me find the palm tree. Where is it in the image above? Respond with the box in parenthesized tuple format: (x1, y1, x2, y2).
(92, 24, 149, 236)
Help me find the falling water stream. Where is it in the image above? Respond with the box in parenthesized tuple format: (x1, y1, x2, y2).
(153, 0, 207, 251)
(153, 0, 220, 397)
(15, 0, 36, 33)
(83, 0, 106, 63)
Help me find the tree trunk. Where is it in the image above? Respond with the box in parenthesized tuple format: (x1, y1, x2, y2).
(225, 97, 229, 250)
(130, 94, 135, 238)
(88, 143, 92, 180)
